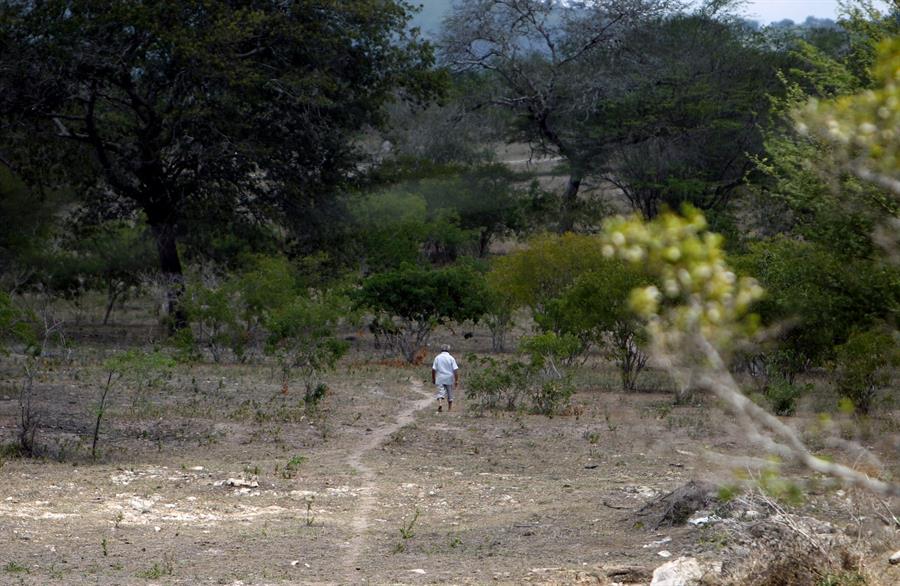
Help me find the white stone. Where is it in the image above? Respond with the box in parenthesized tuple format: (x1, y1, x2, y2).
(651, 557, 703, 586)
(657, 550, 672, 558)
(409, 569, 426, 574)
(688, 514, 720, 526)
(224, 478, 258, 488)
(889, 550, 900, 565)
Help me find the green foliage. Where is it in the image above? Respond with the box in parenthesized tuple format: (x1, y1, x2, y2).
(70, 222, 157, 323)
(798, 37, 900, 193)
(833, 327, 898, 414)
(0, 168, 71, 280)
(282, 454, 306, 479)
(234, 255, 298, 322)
(602, 207, 764, 353)
(0, 292, 37, 353)
(94, 349, 176, 459)
(0, 0, 443, 323)
(103, 350, 176, 383)
(183, 255, 301, 362)
(596, 13, 786, 217)
(519, 332, 582, 372)
(265, 293, 349, 401)
(482, 282, 516, 352)
(351, 189, 431, 270)
(488, 233, 651, 388)
(756, 467, 806, 506)
(183, 278, 247, 363)
(488, 233, 609, 313)
(351, 163, 524, 269)
(465, 355, 574, 417)
(547, 265, 650, 390)
(734, 237, 899, 377)
(764, 378, 809, 416)
(418, 164, 527, 257)
(354, 263, 488, 362)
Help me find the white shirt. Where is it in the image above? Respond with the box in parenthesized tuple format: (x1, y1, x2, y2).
(432, 352, 459, 386)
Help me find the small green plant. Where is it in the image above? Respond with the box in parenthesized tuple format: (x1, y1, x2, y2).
(818, 571, 867, 586)
(93, 350, 176, 459)
(282, 454, 306, 479)
(3, 561, 28, 574)
(833, 327, 898, 415)
(392, 509, 420, 554)
(101, 537, 108, 556)
(757, 468, 805, 506)
(137, 555, 174, 579)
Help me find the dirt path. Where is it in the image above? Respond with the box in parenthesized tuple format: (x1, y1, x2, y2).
(343, 380, 434, 580)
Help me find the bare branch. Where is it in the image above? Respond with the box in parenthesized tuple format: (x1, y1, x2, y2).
(665, 333, 900, 497)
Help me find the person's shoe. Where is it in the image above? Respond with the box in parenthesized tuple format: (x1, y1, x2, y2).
(437, 404, 442, 413)
(447, 401, 452, 411)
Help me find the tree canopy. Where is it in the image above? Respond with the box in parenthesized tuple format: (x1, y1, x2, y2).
(0, 0, 442, 324)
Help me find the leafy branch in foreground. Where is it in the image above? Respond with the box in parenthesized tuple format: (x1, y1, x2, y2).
(796, 38, 900, 197)
(601, 207, 899, 497)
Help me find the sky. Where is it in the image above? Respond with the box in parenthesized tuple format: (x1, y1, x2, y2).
(742, 0, 847, 23)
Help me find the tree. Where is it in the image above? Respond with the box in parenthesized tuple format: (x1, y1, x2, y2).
(833, 327, 899, 415)
(383, 72, 503, 165)
(354, 263, 488, 362)
(595, 13, 784, 217)
(550, 265, 650, 390)
(69, 222, 157, 324)
(732, 237, 899, 382)
(488, 232, 609, 317)
(0, 169, 71, 289)
(265, 293, 349, 403)
(601, 207, 898, 496)
(419, 164, 527, 257)
(0, 0, 441, 327)
(440, 0, 673, 231)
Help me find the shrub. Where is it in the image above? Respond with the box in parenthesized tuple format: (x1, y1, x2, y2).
(519, 332, 582, 374)
(733, 237, 899, 380)
(354, 263, 488, 362)
(183, 255, 299, 362)
(764, 378, 808, 416)
(833, 327, 898, 414)
(548, 265, 651, 390)
(183, 278, 246, 363)
(265, 293, 349, 403)
(465, 355, 574, 417)
(94, 350, 176, 459)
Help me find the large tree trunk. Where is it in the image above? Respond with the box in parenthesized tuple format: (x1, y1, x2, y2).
(149, 220, 188, 331)
(558, 171, 582, 233)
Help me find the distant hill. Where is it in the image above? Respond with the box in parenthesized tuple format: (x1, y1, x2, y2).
(407, 1, 839, 38)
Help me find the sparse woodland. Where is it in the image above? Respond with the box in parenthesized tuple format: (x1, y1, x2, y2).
(0, 1, 898, 584)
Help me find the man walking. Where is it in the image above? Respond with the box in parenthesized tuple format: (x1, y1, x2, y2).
(432, 344, 459, 412)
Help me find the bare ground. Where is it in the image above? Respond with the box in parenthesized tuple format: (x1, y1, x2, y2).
(0, 341, 898, 585)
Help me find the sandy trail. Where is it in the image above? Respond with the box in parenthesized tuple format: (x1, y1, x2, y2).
(342, 379, 434, 580)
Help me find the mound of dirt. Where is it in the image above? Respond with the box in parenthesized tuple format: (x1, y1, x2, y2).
(631, 480, 720, 529)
